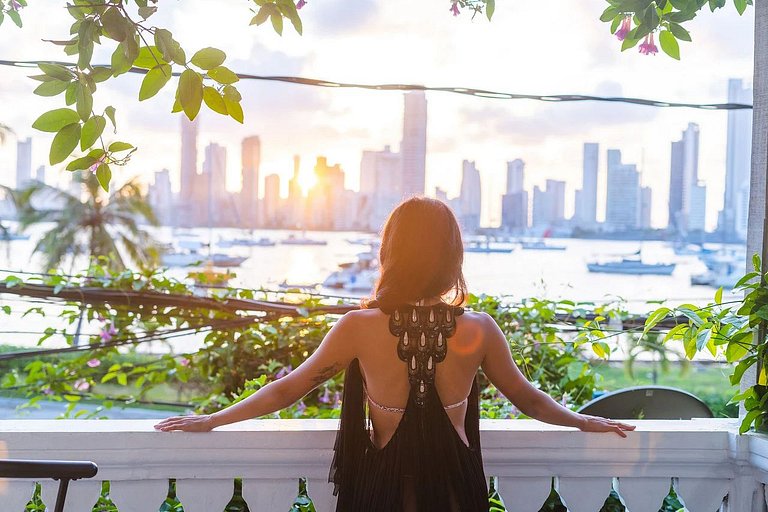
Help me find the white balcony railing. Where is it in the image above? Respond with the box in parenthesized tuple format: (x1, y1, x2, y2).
(2, 418, 768, 511)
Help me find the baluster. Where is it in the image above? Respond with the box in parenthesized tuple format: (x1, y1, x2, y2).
(175, 478, 234, 512)
(110, 480, 170, 512)
(496, 476, 552, 512)
(243, 478, 299, 512)
(40, 479, 101, 512)
(306, 478, 337, 512)
(557, 476, 613, 512)
(676, 478, 729, 512)
(616, 477, 672, 512)
(0, 480, 35, 512)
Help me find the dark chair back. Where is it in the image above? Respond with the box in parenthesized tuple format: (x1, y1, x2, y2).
(576, 385, 714, 419)
(0, 459, 98, 512)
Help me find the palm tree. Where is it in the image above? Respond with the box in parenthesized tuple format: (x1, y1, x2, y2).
(7, 172, 161, 271)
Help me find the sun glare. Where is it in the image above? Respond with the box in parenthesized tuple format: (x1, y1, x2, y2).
(298, 169, 317, 195)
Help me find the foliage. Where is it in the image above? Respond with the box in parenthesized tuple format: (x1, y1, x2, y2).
(0, 263, 639, 420)
(3, 173, 160, 272)
(643, 254, 767, 434)
(0, 1, 751, 192)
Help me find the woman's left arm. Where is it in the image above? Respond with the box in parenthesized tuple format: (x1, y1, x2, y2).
(154, 313, 358, 432)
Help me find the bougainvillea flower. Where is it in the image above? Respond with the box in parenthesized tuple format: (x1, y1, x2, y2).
(639, 33, 658, 55)
(296, 0, 306, 9)
(450, 2, 460, 16)
(87, 358, 101, 368)
(615, 15, 631, 41)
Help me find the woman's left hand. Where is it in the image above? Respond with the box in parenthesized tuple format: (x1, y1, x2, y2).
(154, 414, 215, 432)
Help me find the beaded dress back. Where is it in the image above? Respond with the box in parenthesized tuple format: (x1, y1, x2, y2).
(329, 303, 489, 512)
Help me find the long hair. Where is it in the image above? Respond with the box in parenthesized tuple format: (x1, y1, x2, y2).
(365, 196, 467, 313)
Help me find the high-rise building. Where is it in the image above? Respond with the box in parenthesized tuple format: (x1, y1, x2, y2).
(263, 174, 281, 227)
(15, 137, 32, 188)
(149, 169, 174, 226)
(307, 156, 346, 230)
(689, 182, 707, 232)
(668, 123, 700, 231)
(178, 117, 199, 226)
(721, 79, 753, 240)
(574, 143, 599, 228)
(287, 155, 305, 228)
(532, 180, 565, 228)
(400, 91, 427, 197)
(360, 145, 402, 230)
(501, 159, 528, 232)
(506, 159, 525, 194)
(201, 142, 228, 226)
(459, 160, 482, 232)
(639, 186, 653, 229)
(606, 149, 640, 230)
(240, 136, 260, 228)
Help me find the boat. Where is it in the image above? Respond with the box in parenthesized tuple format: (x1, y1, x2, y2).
(218, 237, 276, 248)
(207, 253, 248, 267)
(691, 260, 743, 289)
(281, 234, 327, 246)
(463, 240, 513, 254)
(520, 240, 566, 251)
(161, 251, 204, 267)
(323, 251, 378, 292)
(587, 252, 675, 275)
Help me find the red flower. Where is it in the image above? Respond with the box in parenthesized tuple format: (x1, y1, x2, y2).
(450, 2, 460, 16)
(639, 33, 658, 55)
(296, 0, 306, 9)
(615, 15, 631, 41)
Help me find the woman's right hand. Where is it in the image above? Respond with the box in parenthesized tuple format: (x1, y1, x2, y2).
(577, 414, 636, 437)
(154, 414, 215, 432)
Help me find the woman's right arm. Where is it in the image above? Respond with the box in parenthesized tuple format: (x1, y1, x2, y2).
(478, 313, 635, 437)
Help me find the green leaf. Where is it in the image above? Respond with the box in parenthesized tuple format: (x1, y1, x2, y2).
(95, 163, 112, 192)
(643, 307, 670, 335)
(600, 6, 619, 21)
(138, 5, 158, 19)
(251, 5, 273, 26)
(663, 323, 689, 342)
(659, 30, 680, 59)
(154, 28, 185, 64)
(726, 338, 749, 363)
(76, 84, 93, 121)
(485, 0, 495, 20)
(191, 47, 226, 70)
(754, 253, 762, 272)
(178, 69, 204, 120)
(621, 37, 640, 51)
(669, 22, 692, 41)
(66, 155, 99, 171)
(33, 80, 70, 97)
(80, 115, 106, 150)
(139, 64, 172, 101)
(739, 408, 761, 434)
(38, 62, 72, 81)
(695, 327, 712, 351)
(49, 123, 81, 165)
(134, 46, 167, 70)
(224, 97, 244, 123)
(104, 106, 117, 131)
(207, 66, 239, 85)
(222, 84, 242, 102)
(65, 83, 78, 105)
(101, 7, 128, 41)
(715, 287, 723, 305)
(111, 43, 132, 77)
(270, 12, 284, 35)
(32, 108, 80, 132)
(109, 141, 134, 152)
(203, 86, 228, 115)
(91, 67, 112, 83)
(8, 9, 22, 28)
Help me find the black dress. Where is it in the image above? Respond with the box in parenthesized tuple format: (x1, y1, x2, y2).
(329, 304, 489, 511)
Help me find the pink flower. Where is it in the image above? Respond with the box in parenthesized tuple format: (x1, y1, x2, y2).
(296, 401, 306, 414)
(99, 324, 117, 342)
(88, 154, 107, 173)
(43, 387, 53, 395)
(178, 357, 190, 367)
(74, 379, 89, 391)
(10, 0, 21, 11)
(87, 358, 101, 368)
(615, 15, 631, 41)
(450, 1, 460, 16)
(296, 0, 306, 9)
(639, 33, 658, 55)
(319, 387, 331, 404)
(275, 365, 292, 380)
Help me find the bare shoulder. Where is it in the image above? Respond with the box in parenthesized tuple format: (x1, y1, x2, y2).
(457, 310, 497, 332)
(333, 308, 388, 333)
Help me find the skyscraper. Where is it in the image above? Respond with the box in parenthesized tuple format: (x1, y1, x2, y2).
(307, 156, 346, 230)
(400, 91, 427, 198)
(721, 79, 753, 240)
(263, 174, 281, 227)
(360, 145, 402, 230)
(532, 180, 565, 228)
(202, 142, 228, 226)
(606, 149, 640, 230)
(241, 136, 261, 228)
(178, 116, 199, 226)
(689, 182, 707, 232)
(639, 186, 653, 229)
(501, 159, 528, 232)
(574, 143, 599, 227)
(15, 137, 32, 188)
(287, 155, 305, 228)
(149, 169, 174, 226)
(668, 123, 700, 231)
(459, 160, 482, 232)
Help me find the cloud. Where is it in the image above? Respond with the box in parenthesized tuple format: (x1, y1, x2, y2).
(304, 0, 380, 33)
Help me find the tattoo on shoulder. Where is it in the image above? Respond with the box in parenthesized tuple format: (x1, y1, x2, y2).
(311, 364, 341, 386)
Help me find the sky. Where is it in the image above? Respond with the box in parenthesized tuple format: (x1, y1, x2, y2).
(0, 0, 756, 228)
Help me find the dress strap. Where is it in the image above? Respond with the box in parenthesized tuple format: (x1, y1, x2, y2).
(362, 378, 467, 414)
